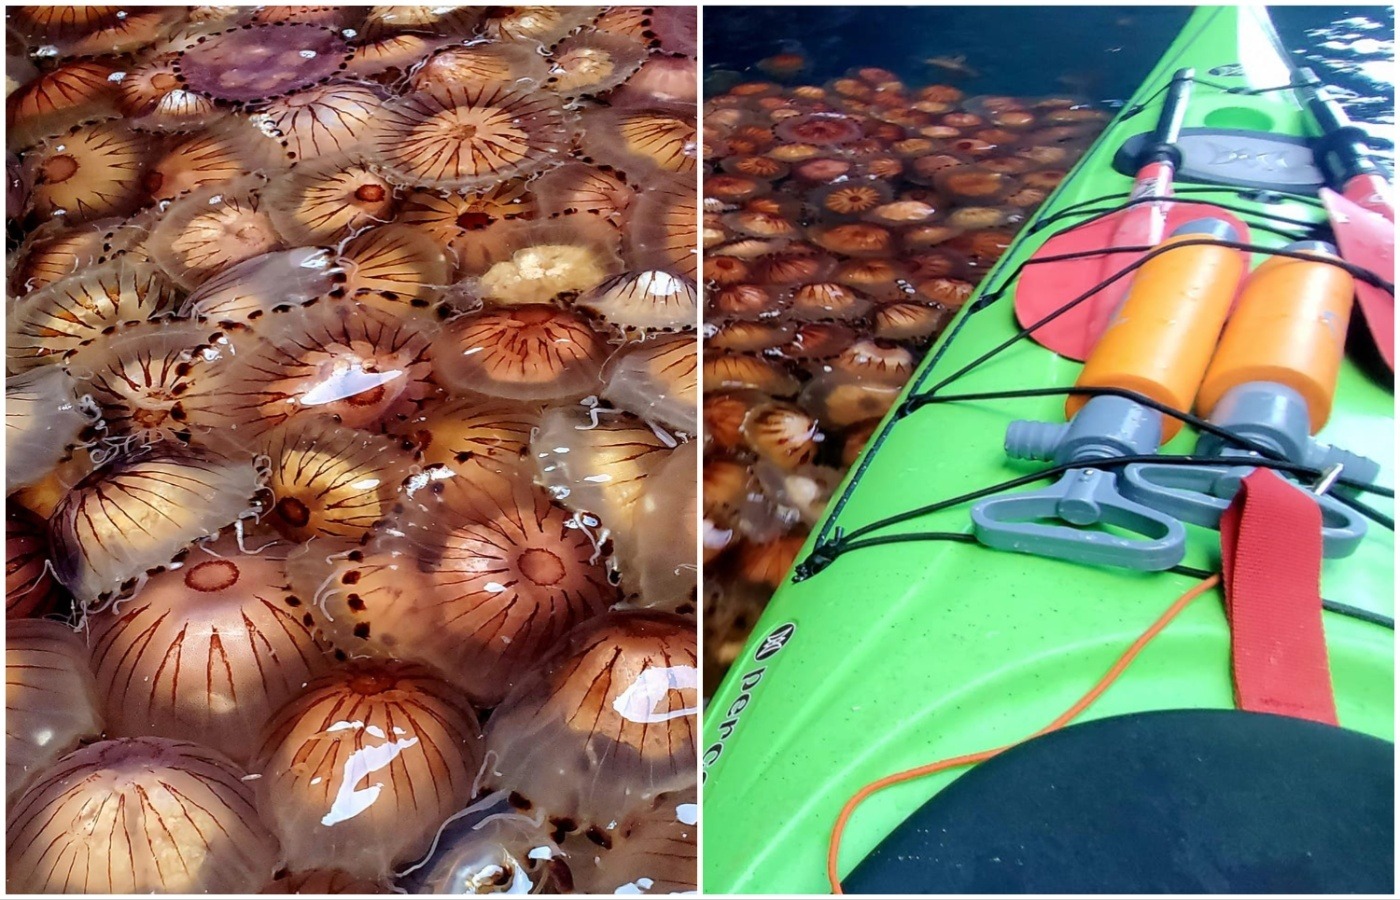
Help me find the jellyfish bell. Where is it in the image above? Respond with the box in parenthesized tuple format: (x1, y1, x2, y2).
(119, 52, 223, 133)
(477, 6, 602, 46)
(371, 83, 573, 192)
(407, 41, 549, 94)
(483, 610, 699, 827)
(174, 22, 353, 105)
(432, 305, 607, 402)
(788, 282, 873, 322)
(253, 660, 484, 878)
(601, 333, 700, 434)
(259, 869, 393, 894)
(6, 509, 60, 620)
(260, 419, 417, 543)
(266, 154, 398, 245)
(7, 58, 122, 150)
(533, 162, 634, 223)
(252, 80, 387, 161)
(337, 222, 453, 304)
(179, 246, 344, 328)
(617, 440, 699, 613)
(874, 300, 953, 341)
(708, 318, 796, 354)
(398, 793, 566, 895)
(578, 106, 698, 180)
(149, 176, 286, 289)
(6, 619, 103, 801)
(741, 402, 822, 471)
(48, 442, 265, 606)
(6, 365, 94, 490)
(6, 737, 278, 894)
(629, 173, 697, 279)
(545, 31, 649, 98)
(579, 270, 699, 334)
(568, 789, 698, 895)
(473, 216, 625, 306)
(532, 405, 675, 541)
(401, 395, 540, 484)
(22, 118, 152, 225)
(608, 54, 698, 109)
(702, 351, 801, 397)
(87, 533, 332, 764)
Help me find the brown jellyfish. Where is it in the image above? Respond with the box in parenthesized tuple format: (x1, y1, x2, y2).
(6, 509, 59, 620)
(875, 301, 953, 341)
(398, 796, 565, 894)
(569, 790, 698, 894)
(118, 52, 223, 133)
(358, 5, 479, 39)
(371, 83, 573, 191)
(474, 216, 625, 306)
(532, 406, 675, 537)
(337, 222, 452, 304)
(702, 352, 800, 397)
(6, 619, 104, 801)
(610, 54, 699, 109)
(775, 112, 865, 146)
(206, 298, 438, 439)
(704, 254, 752, 286)
(48, 442, 263, 605)
(403, 395, 540, 483)
(578, 107, 698, 178)
(801, 372, 903, 429)
(7, 259, 181, 372)
(788, 282, 874, 321)
(755, 251, 838, 286)
(545, 31, 650, 97)
(703, 393, 765, 455)
(809, 222, 896, 258)
(809, 179, 895, 218)
(253, 80, 387, 161)
(149, 176, 286, 289)
(831, 338, 917, 384)
(478, 6, 601, 45)
(579, 270, 699, 333)
(742, 403, 822, 470)
(260, 869, 393, 894)
(781, 321, 861, 361)
(603, 333, 700, 434)
(918, 276, 977, 308)
(310, 473, 617, 706)
(792, 156, 855, 183)
(619, 440, 700, 613)
(260, 419, 416, 543)
(704, 172, 770, 203)
(709, 283, 786, 320)
(253, 660, 484, 878)
(484, 610, 698, 827)
(629, 174, 697, 279)
(23, 119, 151, 225)
(833, 256, 910, 298)
(7, 59, 122, 149)
(9, 218, 114, 294)
(6, 366, 93, 490)
(180, 246, 344, 328)
(87, 535, 333, 764)
(407, 41, 549, 94)
(175, 22, 352, 104)
(707, 319, 797, 354)
(723, 207, 801, 239)
(343, 32, 451, 82)
(534, 162, 634, 222)
(54, 6, 184, 57)
(769, 141, 822, 162)
(432, 305, 607, 401)
(65, 319, 234, 448)
(735, 531, 810, 589)
(648, 5, 698, 56)
(264, 154, 397, 244)
(6, 738, 278, 894)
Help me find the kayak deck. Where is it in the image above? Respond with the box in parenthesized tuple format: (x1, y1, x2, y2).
(702, 6, 1395, 894)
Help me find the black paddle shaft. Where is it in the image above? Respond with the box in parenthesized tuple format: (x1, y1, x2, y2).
(1140, 67, 1195, 169)
(1297, 67, 1387, 187)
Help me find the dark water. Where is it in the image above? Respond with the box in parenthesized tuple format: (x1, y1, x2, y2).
(704, 6, 1395, 131)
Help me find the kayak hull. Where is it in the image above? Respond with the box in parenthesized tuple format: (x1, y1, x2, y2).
(702, 6, 1395, 894)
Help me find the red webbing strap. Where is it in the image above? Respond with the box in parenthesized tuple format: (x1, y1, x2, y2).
(1219, 469, 1338, 725)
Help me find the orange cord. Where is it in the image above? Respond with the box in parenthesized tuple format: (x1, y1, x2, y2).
(827, 573, 1223, 893)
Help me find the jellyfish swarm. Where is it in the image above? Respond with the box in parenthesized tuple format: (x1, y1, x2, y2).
(6, 737, 278, 894)
(484, 611, 699, 829)
(6, 619, 104, 802)
(253, 660, 484, 878)
(87, 535, 332, 764)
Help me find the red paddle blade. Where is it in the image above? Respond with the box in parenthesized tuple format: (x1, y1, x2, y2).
(1014, 202, 1252, 361)
(1321, 186, 1395, 371)
(1341, 173, 1395, 223)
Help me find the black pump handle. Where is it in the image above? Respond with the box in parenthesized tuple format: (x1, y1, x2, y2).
(1140, 68, 1194, 169)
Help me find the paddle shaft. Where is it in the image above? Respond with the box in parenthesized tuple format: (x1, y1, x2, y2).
(1297, 68, 1394, 220)
(1085, 68, 1196, 343)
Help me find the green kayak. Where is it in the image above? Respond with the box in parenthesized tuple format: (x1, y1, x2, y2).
(703, 6, 1394, 894)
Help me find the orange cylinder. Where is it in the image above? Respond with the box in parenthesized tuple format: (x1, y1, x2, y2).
(1197, 243, 1354, 433)
(1068, 220, 1247, 440)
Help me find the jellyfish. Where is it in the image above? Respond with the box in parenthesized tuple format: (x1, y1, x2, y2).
(175, 22, 352, 105)
(601, 333, 700, 434)
(267, 154, 399, 244)
(483, 610, 698, 828)
(407, 42, 549, 94)
(6, 510, 59, 620)
(431, 305, 607, 402)
(398, 793, 566, 894)
(179, 246, 345, 328)
(579, 107, 698, 179)
(702, 352, 800, 396)
(5, 366, 93, 489)
(568, 789, 698, 894)
(149, 176, 286, 289)
(86, 534, 332, 764)
(8, 59, 122, 149)
(260, 869, 393, 894)
(741, 402, 822, 470)
(6, 737, 278, 894)
(253, 660, 484, 878)
(546, 31, 649, 98)
(534, 162, 635, 222)
(338, 222, 453, 304)
(474, 217, 624, 306)
(145, 119, 285, 201)
(48, 442, 264, 605)
(370, 83, 573, 191)
(579, 270, 699, 333)
(6, 619, 104, 801)
(404, 395, 541, 482)
(629, 174, 698, 279)
(531, 406, 674, 539)
(22, 119, 152, 224)
(618, 440, 699, 613)
(252, 80, 387, 161)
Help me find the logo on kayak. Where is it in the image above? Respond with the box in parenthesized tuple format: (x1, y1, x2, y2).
(702, 621, 797, 782)
(755, 622, 796, 660)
